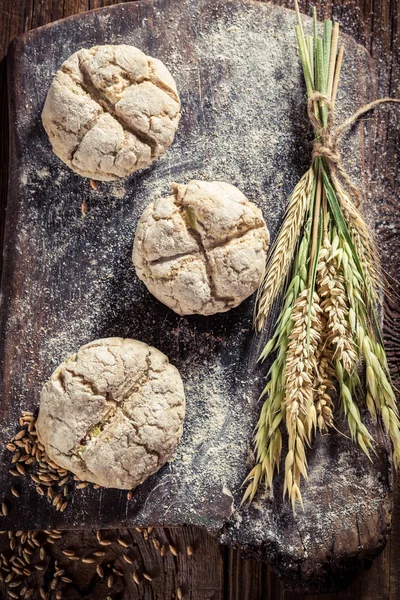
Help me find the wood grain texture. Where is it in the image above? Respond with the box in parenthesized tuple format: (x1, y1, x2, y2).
(0, 0, 399, 598)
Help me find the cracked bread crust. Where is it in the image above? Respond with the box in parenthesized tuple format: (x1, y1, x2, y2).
(36, 338, 186, 490)
(41, 45, 181, 181)
(132, 180, 270, 315)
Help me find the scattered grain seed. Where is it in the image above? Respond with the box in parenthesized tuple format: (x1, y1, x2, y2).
(152, 539, 160, 551)
(24, 590, 34, 598)
(107, 575, 114, 588)
(186, 545, 194, 556)
(63, 486, 69, 497)
(93, 484, 101, 489)
(117, 538, 129, 548)
(147, 527, 153, 533)
(9, 538, 16, 551)
(169, 545, 178, 556)
(82, 558, 95, 564)
(99, 539, 112, 546)
(11, 453, 21, 464)
(23, 568, 31, 576)
(9, 580, 22, 588)
(96, 564, 104, 578)
(1, 502, 8, 516)
(5, 572, 14, 582)
(11, 488, 20, 498)
(35, 564, 45, 571)
(52, 494, 62, 506)
(39, 548, 46, 561)
(127, 491, 133, 500)
(132, 572, 140, 584)
(36, 486, 45, 496)
(93, 551, 106, 557)
(122, 555, 133, 564)
(76, 482, 89, 489)
(60, 501, 68, 512)
(14, 441, 25, 448)
(14, 430, 26, 441)
(61, 577, 72, 583)
(55, 592, 63, 600)
(177, 587, 183, 599)
(113, 568, 123, 576)
(62, 550, 75, 557)
(16, 464, 25, 475)
(161, 545, 167, 557)
(143, 572, 153, 581)
(6, 443, 16, 451)
(9, 470, 20, 477)
(39, 589, 46, 600)
(68, 556, 80, 561)
(59, 477, 69, 487)
(47, 537, 55, 544)
(50, 578, 58, 590)
(8, 591, 19, 599)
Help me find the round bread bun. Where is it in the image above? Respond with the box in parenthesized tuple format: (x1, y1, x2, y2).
(133, 180, 270, 315)
(42, 45, 181, 180)
(36, 338, 185, 490)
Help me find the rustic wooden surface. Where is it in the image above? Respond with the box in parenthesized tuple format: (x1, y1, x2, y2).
(0, 0, 399, 598)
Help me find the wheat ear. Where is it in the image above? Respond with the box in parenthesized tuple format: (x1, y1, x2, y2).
(284, 288, 322, 510)
(317, 232, 357, 373)
(255, 168, 314, 331)
(333, 175, 381, 298)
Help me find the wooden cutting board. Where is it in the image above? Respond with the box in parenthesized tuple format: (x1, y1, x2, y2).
(0, 0, 392, 592)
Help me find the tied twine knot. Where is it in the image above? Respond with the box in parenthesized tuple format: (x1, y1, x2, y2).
(307, 92, 400, 207)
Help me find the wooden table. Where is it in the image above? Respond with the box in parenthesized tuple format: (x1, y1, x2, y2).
(0, 0, 399, 598)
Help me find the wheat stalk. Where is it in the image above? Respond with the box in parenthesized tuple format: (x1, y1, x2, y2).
(242, 221, 312, 505)
(255, 168, 314, 331)
(244, 5, 399, 511)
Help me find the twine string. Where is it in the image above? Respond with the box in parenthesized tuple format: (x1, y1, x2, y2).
(307, 93, 400, 207)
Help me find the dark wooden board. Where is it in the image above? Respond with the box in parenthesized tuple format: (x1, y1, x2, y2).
(0, 3, 398, 592)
